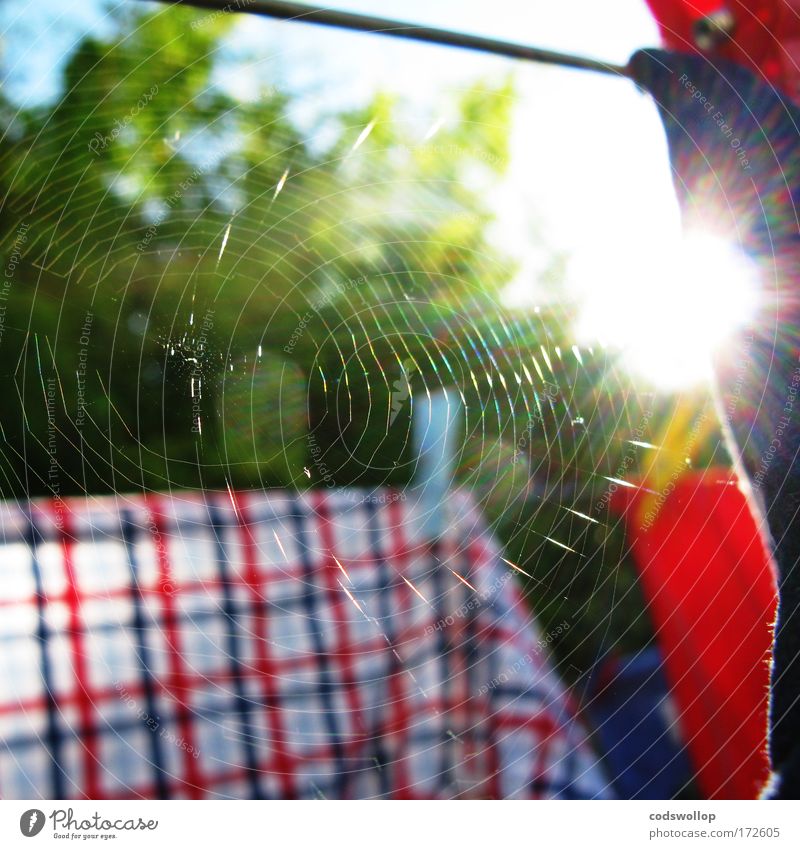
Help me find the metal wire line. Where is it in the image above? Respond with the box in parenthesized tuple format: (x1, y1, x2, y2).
(144, 0, 629, 78)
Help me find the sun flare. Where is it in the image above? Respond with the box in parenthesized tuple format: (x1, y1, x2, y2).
(575, 232, 759, 391)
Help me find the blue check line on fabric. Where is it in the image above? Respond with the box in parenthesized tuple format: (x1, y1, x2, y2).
(207, 504, 264, 799)
(120, 510, 169, 799)
(1, 681, 317, 756)
(0, 594, 317, 644)
(4, 506, 301, 546)
(462, 571, 486, 791)
(2, 670, 428, 756)
(428, 538, 456, 792)
(289, 507, 348, 797)
(24, 510, 64, 800)
(2, 713, 180, 756)
(2, 717, 452, 775)
(361, 499, 403, 797)
(0, 614, 232, 643)
(362, 500, 458, 795)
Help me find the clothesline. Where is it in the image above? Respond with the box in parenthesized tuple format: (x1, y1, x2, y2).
(144, 0, 629, 78)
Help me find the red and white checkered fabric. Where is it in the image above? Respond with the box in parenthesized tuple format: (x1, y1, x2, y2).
(0, 487, 610, 799)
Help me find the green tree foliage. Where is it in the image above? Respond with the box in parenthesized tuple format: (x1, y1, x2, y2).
(0, 3, 514, 497)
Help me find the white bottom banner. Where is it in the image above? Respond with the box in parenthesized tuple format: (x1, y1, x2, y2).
(0, 800, 797, 848)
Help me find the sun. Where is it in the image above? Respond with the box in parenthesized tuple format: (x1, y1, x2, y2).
(574, 231, 759, 391)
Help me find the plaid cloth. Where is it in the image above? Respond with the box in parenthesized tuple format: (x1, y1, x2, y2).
(0, 487, 610, 799)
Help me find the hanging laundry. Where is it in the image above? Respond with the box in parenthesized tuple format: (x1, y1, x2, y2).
(0, 488, 610, 800)
(629, 46, 800, 798)
(612, 470, 776, 799)
(585, 647, 696, 800)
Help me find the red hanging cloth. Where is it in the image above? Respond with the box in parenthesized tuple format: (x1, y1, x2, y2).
(612, 470, 777, 798)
